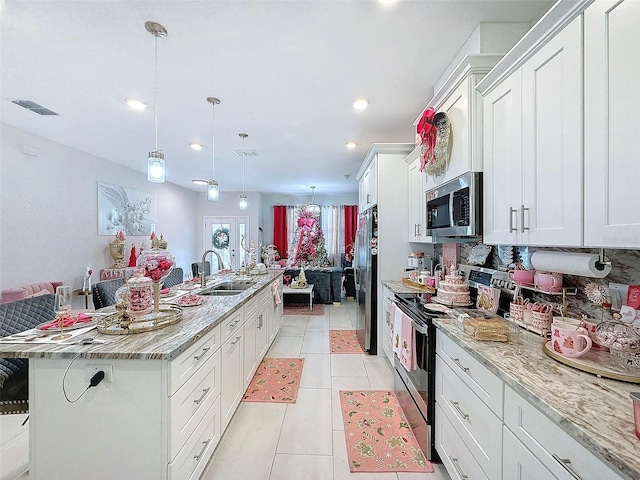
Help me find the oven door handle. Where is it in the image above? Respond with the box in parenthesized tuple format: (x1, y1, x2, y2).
(411, 319, 429, 334)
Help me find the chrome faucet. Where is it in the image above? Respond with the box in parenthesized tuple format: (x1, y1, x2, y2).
(200, 249, 225, 287)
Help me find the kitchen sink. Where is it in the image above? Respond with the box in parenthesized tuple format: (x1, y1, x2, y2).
(210, 281, 256, 291)
(200, 289, 244, 296)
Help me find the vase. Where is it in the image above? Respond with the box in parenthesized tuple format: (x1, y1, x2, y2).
(136, 247, 175, 313)
(109, 236, 126, 268)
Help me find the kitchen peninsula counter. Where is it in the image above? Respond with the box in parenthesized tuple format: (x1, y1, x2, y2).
(0, 271, 282, 361)
(435, 318, 640, 480)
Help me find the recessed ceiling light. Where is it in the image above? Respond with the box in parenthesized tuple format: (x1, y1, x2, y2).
(189, 142, 203, 151)
(192, 179, 208, 186)
(345, 142, 358, 149)
(353, 97, 370, 110)
(125, 97, 146, 110)
(379, 0, 398, 4)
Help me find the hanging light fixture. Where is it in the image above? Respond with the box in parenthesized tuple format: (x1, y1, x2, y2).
(207, 96, 221, 201)
(145, 21, 168, 183)
(238, 133, 248, 210)
(307, 186, 321, 214)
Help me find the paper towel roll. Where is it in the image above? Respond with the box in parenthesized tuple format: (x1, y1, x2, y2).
(531, 251, 612, 278)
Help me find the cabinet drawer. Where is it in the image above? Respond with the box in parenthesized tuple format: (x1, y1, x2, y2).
(221, 309, 244, 344)
(436, 403, 489, 480)
(504, 386, 625, 480)
(169, 323, 221, 396)
(169, 348, 221, 461)
(436, 331, 504, 417)
(243, 288, 269, 318)
(503, 426, 557, 480)
(436, 355, 502, 480)
(168, 397, 220, 480)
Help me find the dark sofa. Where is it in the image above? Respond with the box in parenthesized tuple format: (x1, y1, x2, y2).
(283, 267, 343, 304)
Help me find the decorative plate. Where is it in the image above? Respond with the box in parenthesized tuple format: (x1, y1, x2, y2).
(467, 244, 492, 266)
(497, 245, 514, 270)
(424, 303, 449, 313)
(177, 294, 205, 307)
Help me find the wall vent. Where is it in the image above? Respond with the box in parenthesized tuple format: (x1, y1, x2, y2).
(11, 100, 59, 116)
(232, 149, 258, 157)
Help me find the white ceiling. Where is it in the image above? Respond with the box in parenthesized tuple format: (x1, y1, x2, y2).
(0, 0, 553, 195)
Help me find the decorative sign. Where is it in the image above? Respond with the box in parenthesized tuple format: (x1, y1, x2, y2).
(97, 181, 157, 236)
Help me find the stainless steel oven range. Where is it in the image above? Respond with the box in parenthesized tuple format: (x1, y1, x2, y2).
(392, 292, 440, 461)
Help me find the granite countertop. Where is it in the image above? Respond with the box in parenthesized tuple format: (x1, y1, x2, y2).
(382, 279, 429, 295)
(0, 271, 282, 361)
(435, 318, 640, 480)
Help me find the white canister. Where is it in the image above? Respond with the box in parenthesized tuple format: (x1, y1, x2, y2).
(417, 270, 429, 285)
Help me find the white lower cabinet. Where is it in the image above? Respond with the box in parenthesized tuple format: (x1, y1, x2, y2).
(243, 311, 258, 388)
(381, 287, 394, 363)
(504, 386, 625, 480)
(221, 327, 244, 432)
(436, 330, 626, 480)
(503, 427, 556, 480)
(436, 403, 489, 480)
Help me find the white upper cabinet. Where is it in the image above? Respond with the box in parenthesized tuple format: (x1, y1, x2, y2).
(481, 15, 583, 246)
(406, 146, 429, 242)
(584, 0, 640, 247)
(358, 157, 377, 211)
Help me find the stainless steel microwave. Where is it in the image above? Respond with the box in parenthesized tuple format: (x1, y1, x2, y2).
(425, 171, 482, 238)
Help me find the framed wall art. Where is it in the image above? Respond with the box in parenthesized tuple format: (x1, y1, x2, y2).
(97, 181, 157, 236)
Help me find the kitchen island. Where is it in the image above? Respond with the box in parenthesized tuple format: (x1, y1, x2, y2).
(0, 271, 283, 480)
(435, 318, 640, 480)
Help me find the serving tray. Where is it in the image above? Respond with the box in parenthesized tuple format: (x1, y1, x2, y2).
(401, 278, 435, 292)
(542, 340, 640, 383)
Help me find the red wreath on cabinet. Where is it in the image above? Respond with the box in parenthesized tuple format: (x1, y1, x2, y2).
(416, 106, 437, 172)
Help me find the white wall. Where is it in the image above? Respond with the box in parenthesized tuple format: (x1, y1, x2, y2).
(0, 124, 198, 306)
(260, 193, 358, 246)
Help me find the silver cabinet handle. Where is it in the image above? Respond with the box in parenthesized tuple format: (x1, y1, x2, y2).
(417, 223, 421, 236)
(451, 357, 469, 373)
(194, 387, 211, 405)
(194, 439, 211, 461)
(258, 313, 263, 329)
(509, 207, 518, 233)
(193, 347, 210, 361)
(366, 193, 371, 204)
(450, 400, 469, 420)
(449, 456, 469, 479)
(552, 454, 583, 479)
(521, 205, 530, 232)
(229, 318, 241, 328)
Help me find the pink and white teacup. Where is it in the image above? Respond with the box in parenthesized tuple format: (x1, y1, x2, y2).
(509, 269, 535, 287)
(551, 322, 593, 358)
(535, 271, 563, 293)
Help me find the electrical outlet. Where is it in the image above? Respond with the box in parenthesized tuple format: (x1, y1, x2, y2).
(85, 365, 113, 383)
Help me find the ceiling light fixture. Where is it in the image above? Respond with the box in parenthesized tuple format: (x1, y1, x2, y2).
(353, 97, 370, 110)
(192, 179, 208, 186)
(189, 142, 203, 151)
(125, 98, 147, 111)
(207, 96, 221, 201)
(239, 133, 248, 210)
(307, 186, 321, 214)
(345, 141, 358, 149)
(145, 21, 168, 184)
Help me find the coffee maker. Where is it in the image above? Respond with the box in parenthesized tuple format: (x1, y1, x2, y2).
(407, 254, 433, 275)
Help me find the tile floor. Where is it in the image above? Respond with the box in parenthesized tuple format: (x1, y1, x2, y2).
(200, 299, 451, 480)
(6, 300, 450, 480)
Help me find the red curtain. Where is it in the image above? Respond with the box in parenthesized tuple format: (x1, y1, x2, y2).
(273, 206, 288, 259)
(344, 205, 358, 259)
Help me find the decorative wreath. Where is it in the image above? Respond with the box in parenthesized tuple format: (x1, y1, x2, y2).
(417, 107, 451, 176)
(212, 227, 230, 250)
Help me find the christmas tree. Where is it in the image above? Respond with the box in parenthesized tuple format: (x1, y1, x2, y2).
(286, 207, 331, 268)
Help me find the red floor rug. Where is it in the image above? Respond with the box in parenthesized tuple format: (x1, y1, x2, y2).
(339, 390, 434, 473)
(283, 303, 325, 315)
(242, 357, 304, 403)
(330, 330, 365, 353)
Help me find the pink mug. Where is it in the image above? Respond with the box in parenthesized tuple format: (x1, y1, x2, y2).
(535, 271, 562, 293)
(509, 269, 535, 286)
(551, 322, 592, 358)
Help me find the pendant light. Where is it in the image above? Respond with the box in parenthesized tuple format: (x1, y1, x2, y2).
(207, 97, 221, 201)
(307, 186, 321, 214)
(239, 133, 248, 210)
(145, 21, 167, 183)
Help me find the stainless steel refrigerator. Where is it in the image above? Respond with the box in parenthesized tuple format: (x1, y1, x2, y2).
(355, 206, 377, 354)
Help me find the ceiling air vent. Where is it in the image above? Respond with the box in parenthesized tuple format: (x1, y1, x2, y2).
(232, 149, 258, 157)
(11, 100, 59, 116)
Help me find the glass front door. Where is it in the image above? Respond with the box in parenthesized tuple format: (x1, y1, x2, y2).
(203, 216, 249, 271)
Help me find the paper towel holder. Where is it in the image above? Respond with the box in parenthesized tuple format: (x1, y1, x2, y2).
(597, 248, 612, 270)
